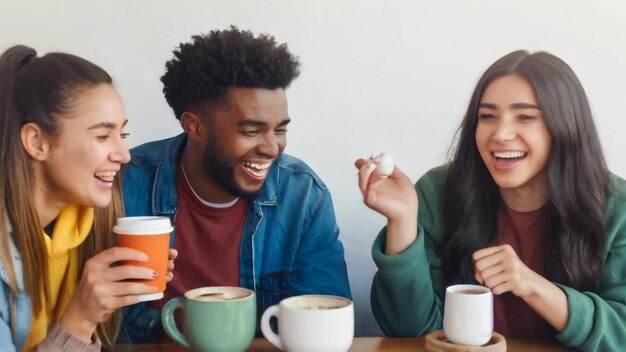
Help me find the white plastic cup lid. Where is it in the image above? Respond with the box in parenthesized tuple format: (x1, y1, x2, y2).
(113, 216, 173, 235)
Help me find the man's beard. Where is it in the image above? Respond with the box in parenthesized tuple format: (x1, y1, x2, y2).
(201, 141, 262, 201)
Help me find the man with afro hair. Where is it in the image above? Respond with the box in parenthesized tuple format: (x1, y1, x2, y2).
(120, 27, 351, 342)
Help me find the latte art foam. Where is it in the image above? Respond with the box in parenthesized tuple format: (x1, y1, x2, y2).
(297, 304, 336, 310)
(284, 295, 351, 311)
(186, 287, 252, 302)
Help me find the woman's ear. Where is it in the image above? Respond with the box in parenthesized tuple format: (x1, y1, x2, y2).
(20, 122, 51, 161)
(180, 111, 205, 143)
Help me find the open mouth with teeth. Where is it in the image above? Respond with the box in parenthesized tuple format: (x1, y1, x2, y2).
(94, 171, 117, 183)
(240, 161, 272, 180)
(493, 151, 527, 169)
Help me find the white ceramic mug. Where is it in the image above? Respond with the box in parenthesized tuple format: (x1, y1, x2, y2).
(261, 295, 354, 352)
(443, 284, 493, 346)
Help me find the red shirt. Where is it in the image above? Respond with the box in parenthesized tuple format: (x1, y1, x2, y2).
(494, 203, 551, 339)
(150, 165, 248, 311)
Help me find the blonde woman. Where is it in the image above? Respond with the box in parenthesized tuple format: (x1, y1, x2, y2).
(0, 45, 174, 351)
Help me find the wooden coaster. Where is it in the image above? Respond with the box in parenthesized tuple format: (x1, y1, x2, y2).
(425, 330, 506, 352)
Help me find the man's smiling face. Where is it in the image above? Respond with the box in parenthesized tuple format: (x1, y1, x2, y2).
(200, 87, 289, 200)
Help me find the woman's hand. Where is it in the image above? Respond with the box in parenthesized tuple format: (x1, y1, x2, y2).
(473, 244, 569, 331)
(167, 248, 178, 282)
(355, 158, 418, 221)
(355, 157, 419, 255)
(60, 247, 158, 342)
(473, 244, 537, 296)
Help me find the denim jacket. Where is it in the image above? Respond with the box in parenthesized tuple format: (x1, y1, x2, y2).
(120, 133, 351, 342)
(1, 218, 32, 352)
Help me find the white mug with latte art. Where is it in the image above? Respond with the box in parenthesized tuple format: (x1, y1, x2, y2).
(261, 294, 354, 352)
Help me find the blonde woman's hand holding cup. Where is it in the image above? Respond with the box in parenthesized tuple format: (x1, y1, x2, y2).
(60, 247, 160, 342)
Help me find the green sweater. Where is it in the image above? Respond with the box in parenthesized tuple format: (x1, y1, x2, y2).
(371, 166, 626, 351)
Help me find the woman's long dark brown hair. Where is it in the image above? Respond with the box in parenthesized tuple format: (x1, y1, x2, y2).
(442, 50, 609, 292)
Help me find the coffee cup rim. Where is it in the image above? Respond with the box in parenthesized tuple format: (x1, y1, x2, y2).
(113, 216, 173, 235)
(280, 294, 353, 311)
(446, 284, 491, 295)
(185, 286, 255, 302)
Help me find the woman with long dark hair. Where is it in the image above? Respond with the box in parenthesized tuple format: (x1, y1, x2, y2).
(0, 45, 171, 351)
(356, 50, 625, 350)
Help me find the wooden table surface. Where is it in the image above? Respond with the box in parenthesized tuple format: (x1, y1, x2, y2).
(120, 336, 575, 351)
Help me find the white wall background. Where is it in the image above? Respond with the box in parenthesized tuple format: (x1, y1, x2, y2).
(2, 0, 625, 336)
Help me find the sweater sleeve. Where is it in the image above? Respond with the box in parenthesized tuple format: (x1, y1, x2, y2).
(556, 175, 626, 351)
(554, 284, 626, 350)
(554, 185, 626, 350)
(370, 167, 448, 336)
(371, 226, 444, 336)
(34, 321, 101, 352)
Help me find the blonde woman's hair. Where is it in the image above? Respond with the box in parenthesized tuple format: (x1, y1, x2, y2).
(0, 45, 123, 349)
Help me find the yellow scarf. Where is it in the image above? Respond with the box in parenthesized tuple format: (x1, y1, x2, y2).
(23, 205, 94, 351)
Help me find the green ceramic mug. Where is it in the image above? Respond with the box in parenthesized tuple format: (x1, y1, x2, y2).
(161, 286, 256, 352)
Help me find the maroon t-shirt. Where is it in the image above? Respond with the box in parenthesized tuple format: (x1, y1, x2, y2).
(150, 165, 247, 311)
(494, 203, 552, 339)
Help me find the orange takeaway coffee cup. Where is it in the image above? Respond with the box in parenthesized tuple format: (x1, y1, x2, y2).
(113, 216, 173, 301)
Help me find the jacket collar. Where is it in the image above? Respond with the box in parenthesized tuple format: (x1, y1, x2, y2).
(151, 134, 184, 215)
(256, 159, 279, 206)
(152, 133, 280, 213)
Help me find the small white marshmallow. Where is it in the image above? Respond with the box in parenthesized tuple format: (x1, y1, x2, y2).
(374, 152, 394, 177)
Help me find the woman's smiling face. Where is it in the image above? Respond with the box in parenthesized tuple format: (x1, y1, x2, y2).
(475, 74, 552, 194)
(36, 84, 130, 211)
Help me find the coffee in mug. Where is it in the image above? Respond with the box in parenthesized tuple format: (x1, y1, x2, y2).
(113, 216, 172, 301)
(162, 287, 256, 352)
(457, 289, 485, 295)
(443, 284, 493, 346)
(261, 294, 354, 352)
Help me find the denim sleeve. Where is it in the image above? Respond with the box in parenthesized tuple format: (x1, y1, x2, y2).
(289, 189, 352, 300)
(0, 318, 17, 352)
(119, 303, 163, 343)
(0, 281, 17, 352)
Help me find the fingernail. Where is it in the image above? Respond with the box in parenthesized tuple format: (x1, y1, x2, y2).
(152, 271, 159, 278)
(140, 254, 149, 261)
(367, 163, 376, 172)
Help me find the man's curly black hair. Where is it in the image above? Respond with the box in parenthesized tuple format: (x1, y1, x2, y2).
(161, 26, 301, 120)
